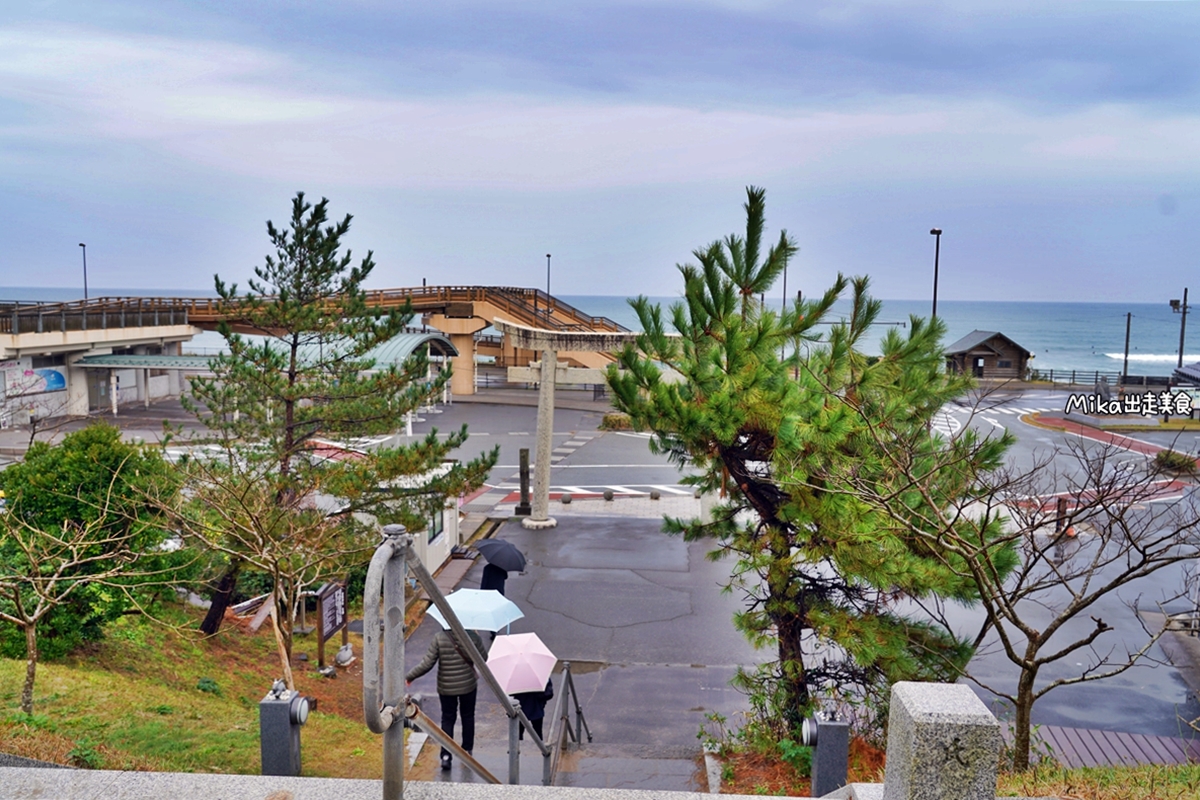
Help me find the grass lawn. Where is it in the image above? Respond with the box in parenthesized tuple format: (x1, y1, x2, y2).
(0, 603, 383, 777)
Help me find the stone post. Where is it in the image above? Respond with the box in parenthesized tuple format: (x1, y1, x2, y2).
(515, 447, 532, 516)
(524, 349, 558, 529)
(492, 319, 640, 532)
(881, 682, 1001, 800)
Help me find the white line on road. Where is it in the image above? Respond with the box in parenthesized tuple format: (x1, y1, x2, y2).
(491, 463, 686, 469)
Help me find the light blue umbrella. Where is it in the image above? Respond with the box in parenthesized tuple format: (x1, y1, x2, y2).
(426, 588, 524, 632)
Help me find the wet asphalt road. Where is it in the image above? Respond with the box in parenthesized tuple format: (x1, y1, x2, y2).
(403, 515, 765, 788)
(941, 388, 1200, 736)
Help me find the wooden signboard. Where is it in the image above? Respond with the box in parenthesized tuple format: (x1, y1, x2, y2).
(316, 581, 348, 668)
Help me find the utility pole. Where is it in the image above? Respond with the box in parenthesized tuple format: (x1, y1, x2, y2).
(1172, 288, 1190, 369)
(1122, 312, 1131, 380)
(79, 243, 88, 300)
(929, 228, 942, 320)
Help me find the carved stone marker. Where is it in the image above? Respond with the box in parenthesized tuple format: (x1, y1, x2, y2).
(881, 682, 1001, 800)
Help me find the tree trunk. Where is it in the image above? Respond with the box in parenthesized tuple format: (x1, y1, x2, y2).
(21, 623, 37, 715)
(199, 560, 241, 636)
(275, 590, 293, 660)
(1012, 666, 1038, 771)
(269, 601, 296, 691)
(777, 610, 809, 733)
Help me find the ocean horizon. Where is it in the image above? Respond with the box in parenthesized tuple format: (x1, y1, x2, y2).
(2, 287, 1193, 377)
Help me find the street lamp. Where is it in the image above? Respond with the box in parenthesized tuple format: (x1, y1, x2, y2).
(1171, 288, 1190, 369)
(929, 228, 942, 320)
(545, 253, 552, 318)
(78, 243, 88, 301)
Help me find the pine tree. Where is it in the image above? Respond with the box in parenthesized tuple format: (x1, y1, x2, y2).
(608, 187, 1012, 734)
(181, 193, 497, 682)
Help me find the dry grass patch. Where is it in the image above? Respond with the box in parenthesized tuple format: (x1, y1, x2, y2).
(0, 604, 382, 776)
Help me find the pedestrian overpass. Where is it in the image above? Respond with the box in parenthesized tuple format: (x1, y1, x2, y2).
(0, 288, 626, 425)
(178, 285, 628, 396)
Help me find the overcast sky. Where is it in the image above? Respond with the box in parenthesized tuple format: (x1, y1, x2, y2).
(1, 1, 1197, 302)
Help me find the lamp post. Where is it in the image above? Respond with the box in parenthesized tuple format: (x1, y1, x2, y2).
(78, 243, 88, 300)
(545, 253, 552, 320)
(1171, 288, 1190, 369)
(929, 228, 942, 320)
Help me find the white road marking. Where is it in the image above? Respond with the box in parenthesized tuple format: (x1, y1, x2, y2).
(650, 484, 693, 495)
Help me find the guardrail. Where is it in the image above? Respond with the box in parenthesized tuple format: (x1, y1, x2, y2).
(1029, 369, 1175, 387)
(0, 298, 190, 334)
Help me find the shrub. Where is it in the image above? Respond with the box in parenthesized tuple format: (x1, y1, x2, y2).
(777, 739, 812, 776)
(68, 740, 104, 769)
(1155, 449, 1196, 474)
(599, 412, 632, 431)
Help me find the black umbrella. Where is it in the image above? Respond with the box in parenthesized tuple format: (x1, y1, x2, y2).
(475, 538, 527, 572)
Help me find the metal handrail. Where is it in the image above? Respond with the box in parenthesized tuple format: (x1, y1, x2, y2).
(364, 525, 572, 796)
(403, 699, 500, 783)
(547, 661, 592, 784)
(362, 531, 407, 800)
(405, 547, 554, 786)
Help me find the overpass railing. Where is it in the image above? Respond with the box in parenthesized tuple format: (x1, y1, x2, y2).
(1, 298, 190, 335)
(170, 286, 628, 334)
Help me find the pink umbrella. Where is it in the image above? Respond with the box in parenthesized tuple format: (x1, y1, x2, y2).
(486, 632, 558, 694)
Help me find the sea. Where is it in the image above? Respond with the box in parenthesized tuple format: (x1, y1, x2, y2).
(3, 287, 1195, 379)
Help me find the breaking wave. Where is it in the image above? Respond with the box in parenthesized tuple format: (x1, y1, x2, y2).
(1105, 353, 1200, 363)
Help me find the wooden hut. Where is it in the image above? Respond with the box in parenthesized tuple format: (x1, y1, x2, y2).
(945, 330, 1032, 380)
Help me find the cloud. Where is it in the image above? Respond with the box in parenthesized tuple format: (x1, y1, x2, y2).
(2, 23, 1200, 194)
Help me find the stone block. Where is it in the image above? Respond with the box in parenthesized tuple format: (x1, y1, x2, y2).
(881, 682, 1001, 800)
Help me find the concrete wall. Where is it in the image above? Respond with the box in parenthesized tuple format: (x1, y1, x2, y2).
(410, 501, 459, 572)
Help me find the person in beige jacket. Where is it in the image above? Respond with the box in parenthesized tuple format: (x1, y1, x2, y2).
(407, 628, 486, 770)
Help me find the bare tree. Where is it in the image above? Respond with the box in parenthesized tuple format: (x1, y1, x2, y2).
(170, 452, 385, 689)
(841, 403, 1200, 770)
(0, 481, 183, 715)
(23, 393, 76, 448)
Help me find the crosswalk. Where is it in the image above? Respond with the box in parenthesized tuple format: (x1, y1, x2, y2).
(551, 433, 597, 464)
(493, 483, 694, 499)
(932, 404, 1060, 436)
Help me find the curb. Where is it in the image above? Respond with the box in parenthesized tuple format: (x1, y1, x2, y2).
(407, 732, 427, 768)
(702, 745, 721, 794)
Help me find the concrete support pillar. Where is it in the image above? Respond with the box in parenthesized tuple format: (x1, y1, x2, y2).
(523, 349, 558, 530)
(141, 368, 150, 408)
(110, 372, 118, 416)
(424, 313, 488, 397)
(448, 333, 477, 396)
(64, 362, 90, 416)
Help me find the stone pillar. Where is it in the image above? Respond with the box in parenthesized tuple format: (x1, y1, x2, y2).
(448, 333, 477, 396)
(881, 682, 1001, 800)
(523, 350, 558, 530)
